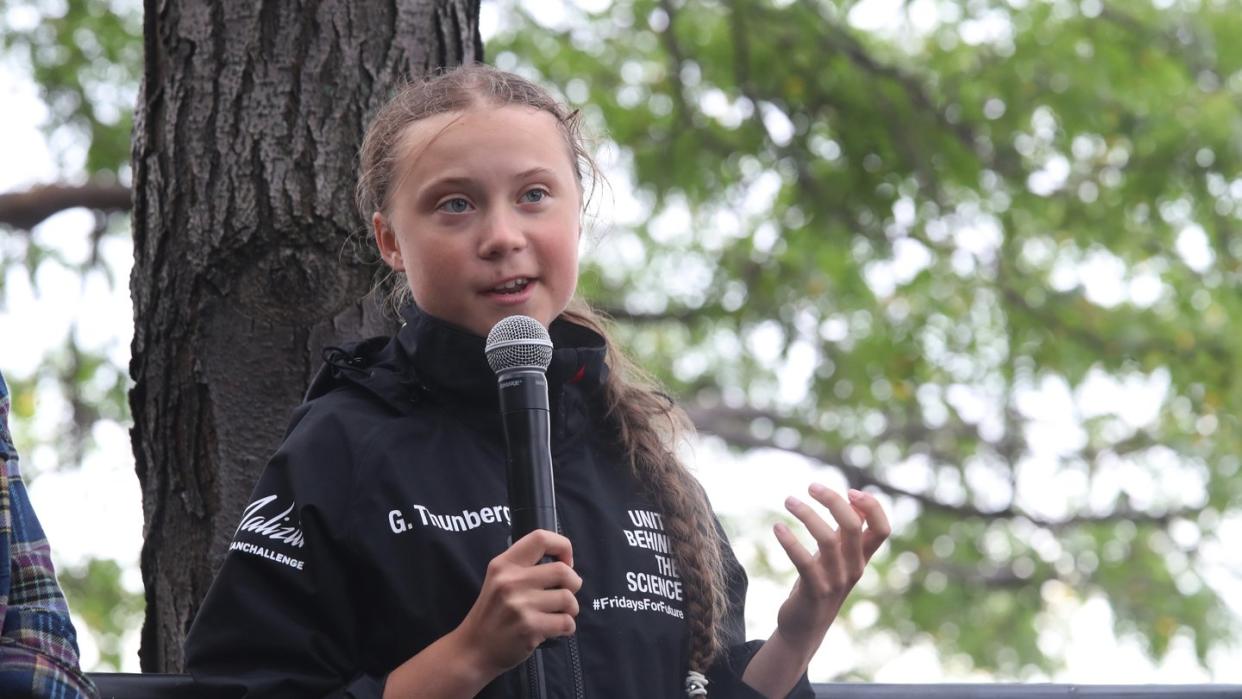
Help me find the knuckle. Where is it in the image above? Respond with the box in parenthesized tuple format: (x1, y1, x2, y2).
(517, 609, 538, 634)
(553, 563, 583, 591)
(494, 573, 520, 598)
(817, 537, 841, 554)
(810, 582, 832, 599)
(544, 529, 568, 550)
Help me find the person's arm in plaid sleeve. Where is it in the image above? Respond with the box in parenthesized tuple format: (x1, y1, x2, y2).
(0, 370, 98, 698)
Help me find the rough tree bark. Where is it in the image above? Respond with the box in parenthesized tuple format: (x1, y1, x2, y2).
(129, 0, 482, 672)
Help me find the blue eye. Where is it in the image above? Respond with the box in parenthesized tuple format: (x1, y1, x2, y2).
(521, 188, 549, 204)
(438, 197, 472, 214)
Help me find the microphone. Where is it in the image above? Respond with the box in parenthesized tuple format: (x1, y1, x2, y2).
(486, 316, 559, 693)
(485, 315, 558, 542)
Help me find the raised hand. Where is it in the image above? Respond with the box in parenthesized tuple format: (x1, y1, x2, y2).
(771, 485, 890, 653)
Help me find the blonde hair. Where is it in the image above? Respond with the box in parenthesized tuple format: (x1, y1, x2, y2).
(355, 65, 729, 680)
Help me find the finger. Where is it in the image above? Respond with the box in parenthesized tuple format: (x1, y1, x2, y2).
(807, 484, 864, 566)
(516, 609, 577, 646)
(531, 611, 576, 639)
(525, 560, 584, 592)
(509, 529, 575, 567)
(528, 588, 581, 616)
(784, 495, 839, 552)
(772, 521, 815, 580)
(848, 489, 892, 559)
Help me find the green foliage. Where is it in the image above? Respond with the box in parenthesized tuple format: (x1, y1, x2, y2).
(58, 557, 144, 671)
(0, 0, 142, 176)
(491, 0, 1242, 678)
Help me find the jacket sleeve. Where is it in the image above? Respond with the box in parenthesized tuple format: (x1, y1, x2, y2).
(184, 401, 385, 699)
(705, 522, 815, 699)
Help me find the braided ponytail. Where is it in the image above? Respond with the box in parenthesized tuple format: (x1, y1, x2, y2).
(561, 300, 729, 694)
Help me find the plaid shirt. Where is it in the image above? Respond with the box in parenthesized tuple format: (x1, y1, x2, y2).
(0, 371, 97, 698)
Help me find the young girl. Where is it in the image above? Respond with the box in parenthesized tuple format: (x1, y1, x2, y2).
(183, 64, 889, 699)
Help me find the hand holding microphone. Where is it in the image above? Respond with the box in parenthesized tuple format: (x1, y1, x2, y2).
(454, 316, 577, 685)
(454, 529, 580, 675)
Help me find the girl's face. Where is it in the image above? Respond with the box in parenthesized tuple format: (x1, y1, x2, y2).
(374, 105, 582, 337)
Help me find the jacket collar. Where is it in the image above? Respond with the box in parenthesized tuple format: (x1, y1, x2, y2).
(396, 306, 609, 408)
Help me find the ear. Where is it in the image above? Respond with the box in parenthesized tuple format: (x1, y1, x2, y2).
(373, 212, 403, 270)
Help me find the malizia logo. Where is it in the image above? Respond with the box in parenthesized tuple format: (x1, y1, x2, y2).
(236, 494, 305, 549)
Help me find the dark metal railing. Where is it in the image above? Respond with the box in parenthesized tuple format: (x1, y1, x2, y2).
(88, 674, 1242, 698)
(807, 685, 1240, 698)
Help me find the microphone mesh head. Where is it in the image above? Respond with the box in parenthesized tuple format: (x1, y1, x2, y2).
(485, 315, 553, 374)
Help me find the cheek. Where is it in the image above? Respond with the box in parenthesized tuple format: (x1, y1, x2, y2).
(400, 230, 451, 274)
(406, 257, 449, 292)
(399, 243, 445, 298)
(551, 234, 580, 289)
(555, 216, 582, 272)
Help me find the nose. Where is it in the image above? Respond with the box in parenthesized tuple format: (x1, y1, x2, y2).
(477, 208, 527, 259)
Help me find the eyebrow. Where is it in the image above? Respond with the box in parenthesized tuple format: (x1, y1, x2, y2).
(513, 166, 559, 181)
(419, 167, 561, 193)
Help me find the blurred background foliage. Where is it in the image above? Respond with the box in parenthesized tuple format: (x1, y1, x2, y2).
(1, 0, 1239, 679)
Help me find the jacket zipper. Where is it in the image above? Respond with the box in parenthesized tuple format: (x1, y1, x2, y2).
(554, 515, 585, 699)
(568, 632, 585, 699)
(550, 394, 584, 699)
(522, 651, 545, 699)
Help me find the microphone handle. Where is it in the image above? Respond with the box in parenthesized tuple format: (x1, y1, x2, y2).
(498, 371, 558, 542)
(499, 370, 564, 662)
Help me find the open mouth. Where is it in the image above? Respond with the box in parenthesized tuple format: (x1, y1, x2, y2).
(489, 278, 532, 295)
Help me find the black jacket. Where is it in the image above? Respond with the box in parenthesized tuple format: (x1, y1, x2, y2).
(184, 308, 812, 699)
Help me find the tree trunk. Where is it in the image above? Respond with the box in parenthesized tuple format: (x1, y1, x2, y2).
(129, 0, 482, 673)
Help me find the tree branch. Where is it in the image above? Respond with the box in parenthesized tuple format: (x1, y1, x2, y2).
(684, 401, 1199, 531)
(1000, 285, 1232, 367)
(923, 558, 1049, 589)
(0, 181, 132, 230)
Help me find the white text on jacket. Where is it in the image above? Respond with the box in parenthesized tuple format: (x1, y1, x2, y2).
(236, 494, 305, 548)
(229, 540, 305, 570)
(389, 503, 512, 533)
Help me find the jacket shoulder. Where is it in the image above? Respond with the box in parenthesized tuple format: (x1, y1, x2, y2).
(302, 335, 425, 417)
